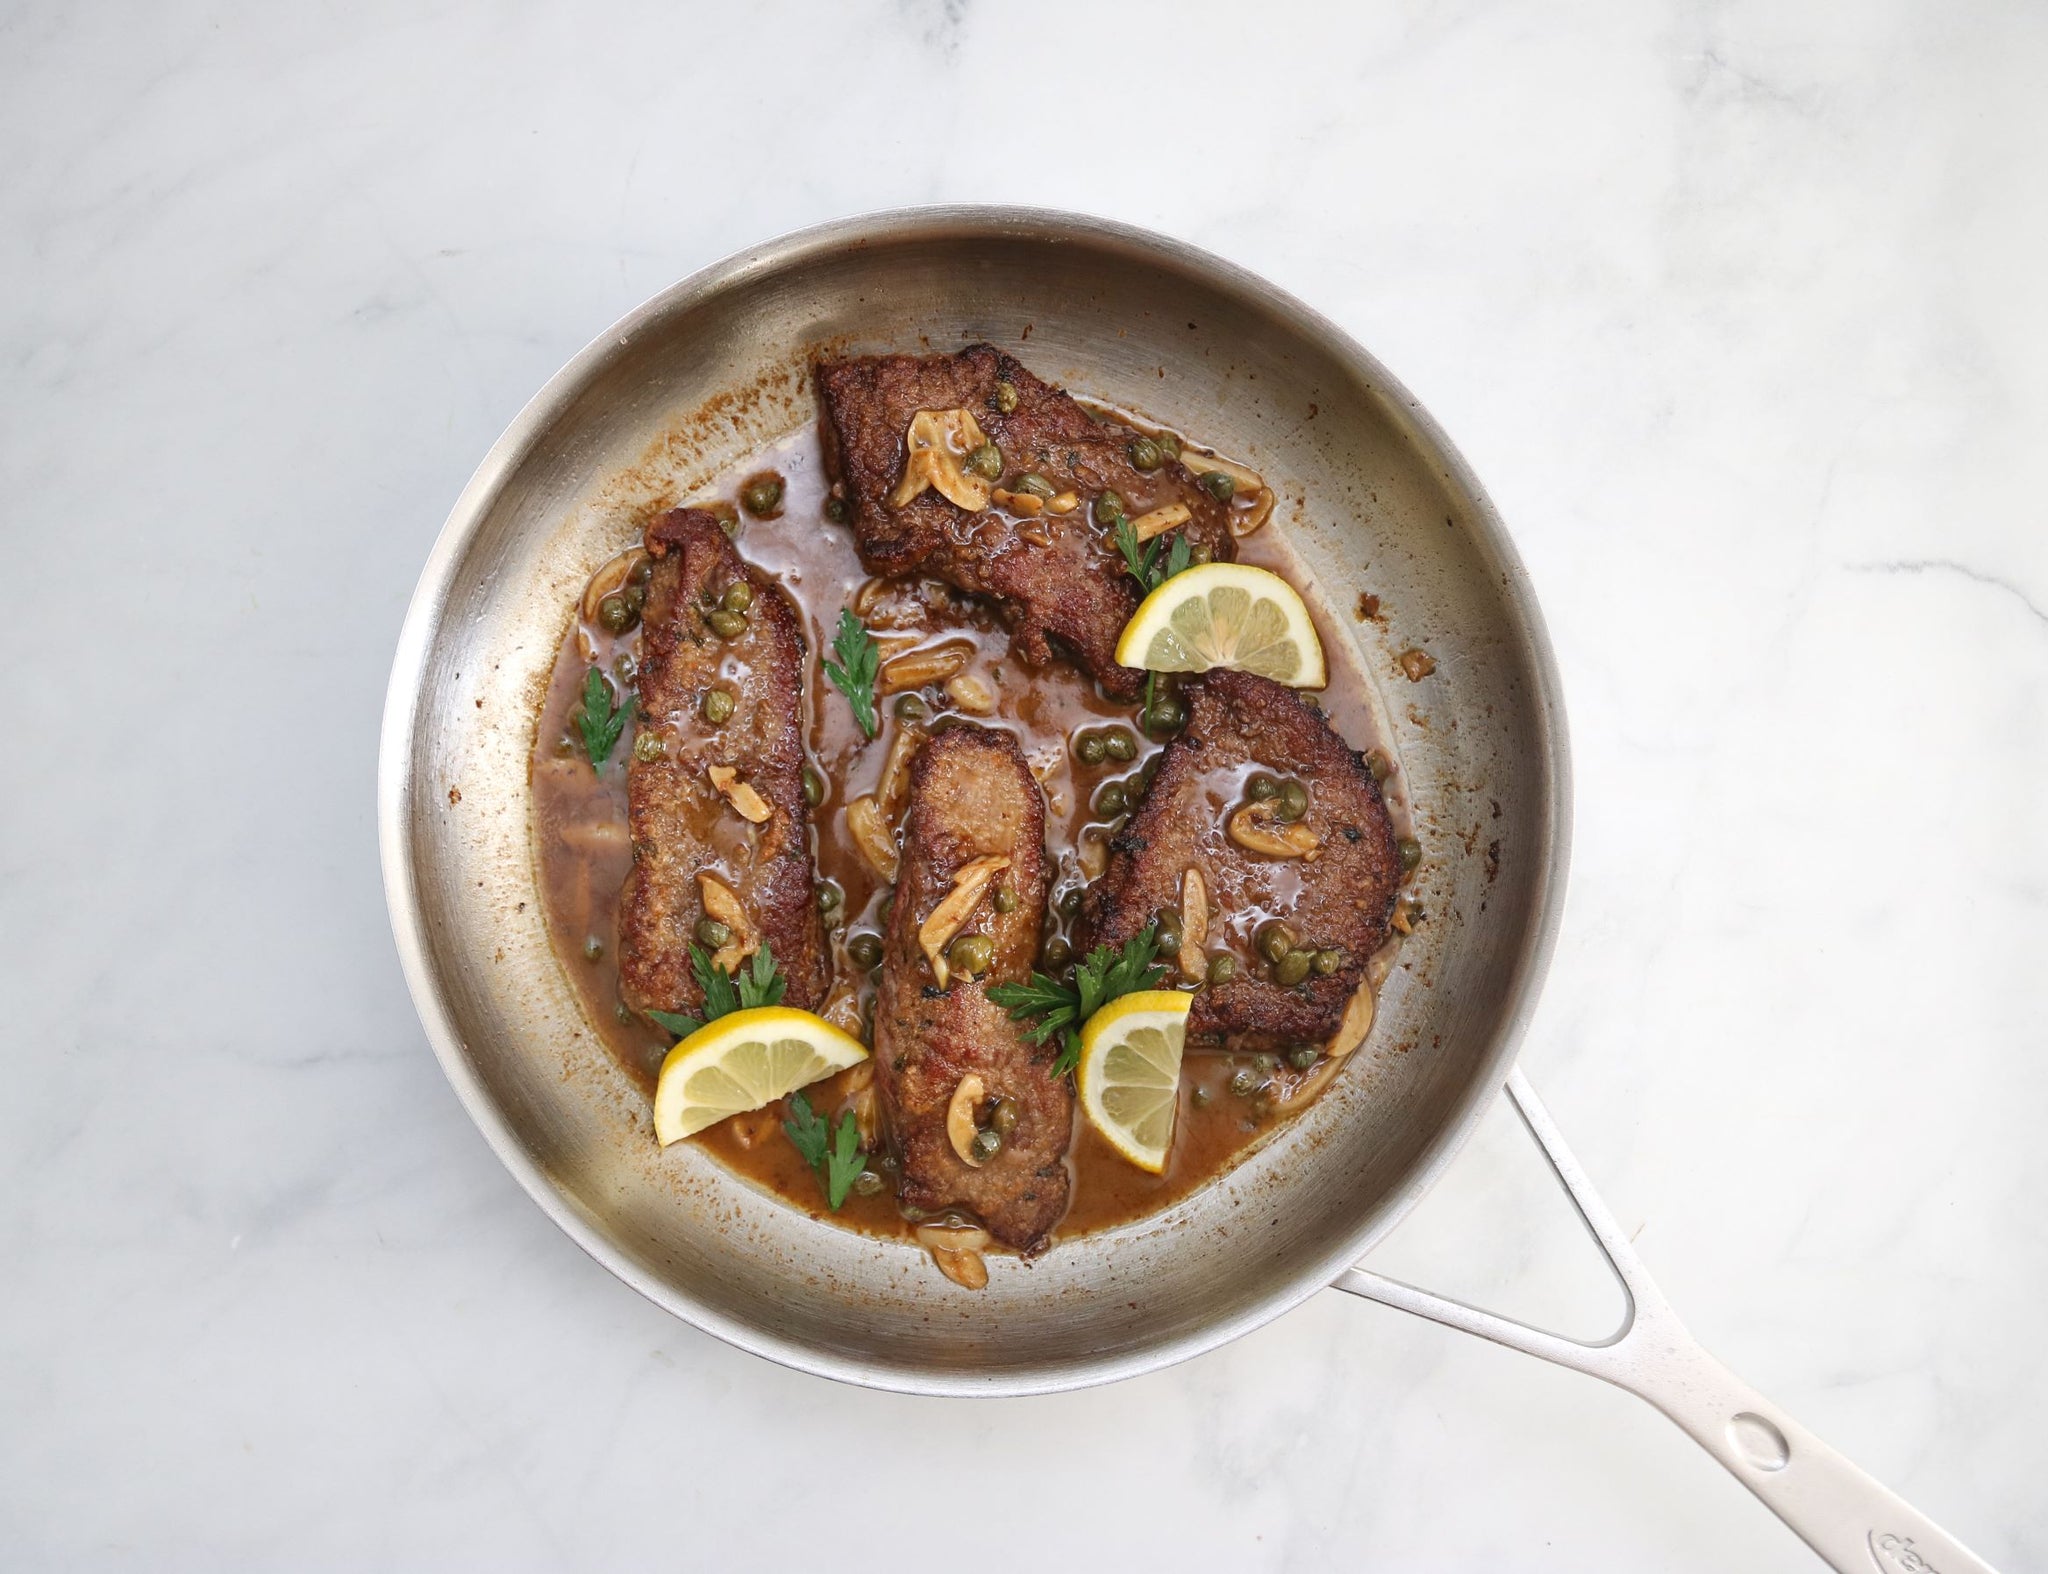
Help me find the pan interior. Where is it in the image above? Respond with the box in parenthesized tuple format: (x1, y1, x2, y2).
(381, 211, 1568, 1394)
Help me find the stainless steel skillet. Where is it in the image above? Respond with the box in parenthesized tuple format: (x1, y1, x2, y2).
(378, 208, 1993, 1573)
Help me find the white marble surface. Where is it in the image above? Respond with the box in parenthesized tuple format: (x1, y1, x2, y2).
(3, 1, 2043, 1568)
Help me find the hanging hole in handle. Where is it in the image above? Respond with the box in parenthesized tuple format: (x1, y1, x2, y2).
(1727, 1412, 1790, 1472)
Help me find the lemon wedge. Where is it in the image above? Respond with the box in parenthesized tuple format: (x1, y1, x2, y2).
(652, 1006, 868, 1144)
(1075, 990, 1193, 1173)
(1113, 562, 1326, 688)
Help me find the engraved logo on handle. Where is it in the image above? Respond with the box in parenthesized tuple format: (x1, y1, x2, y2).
(1869, 1531, 1942, 1574)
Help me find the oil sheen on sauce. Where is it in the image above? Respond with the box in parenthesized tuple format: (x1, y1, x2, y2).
(530, 423, 1411, 1246)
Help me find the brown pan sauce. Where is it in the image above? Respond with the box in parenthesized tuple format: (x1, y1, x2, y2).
(530, 420, 1409, 1246)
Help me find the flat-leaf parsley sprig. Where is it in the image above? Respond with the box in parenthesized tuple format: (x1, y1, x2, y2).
(646, 943, 786, 1041)
(573, 666, 632, 768)
(1113, 520, 1193, 595)
(783, 1091, 866, 1210)
(823, 607, 879, 739)
(988, 919, 1171, 1077)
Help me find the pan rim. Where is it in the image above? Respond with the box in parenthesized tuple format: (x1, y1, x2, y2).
(378, 205, 1574, 1396)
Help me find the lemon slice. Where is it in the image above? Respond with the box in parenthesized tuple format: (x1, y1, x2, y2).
(652, 1006, 868, 1144)
(1075, 990, 1193, 1173)
(1113, 563, 1327, 687)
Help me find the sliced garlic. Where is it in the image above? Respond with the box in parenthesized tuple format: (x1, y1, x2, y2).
(1233, 486, 1276, 538)
(579, 546, 650, 621)
(1178, 450, 1265, 493)
(697, 873, 757, 971)
(1227, 801, 1320, 860)
(1130, 502, 1192, 542)
(991, 487, 1045, 517)
(847, 795, 900, 881)
(919, 854, 1010, 986)
(944, 673, 996, 715)
(1046, 491, 1080, 514)
(1179, 867, 1209, 981)
(1325, 980, 1376, 1062)
(946, 1074, 988, 1167)
(706, 764, 772, 824)
(889, 408, 992, 512)
(875, 722, 926, 818)
(878, 641, 973, 694)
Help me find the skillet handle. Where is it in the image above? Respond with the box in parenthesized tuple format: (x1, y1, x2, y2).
(1331, 1067, 1999, 1574)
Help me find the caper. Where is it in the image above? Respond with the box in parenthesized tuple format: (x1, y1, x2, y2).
(1103, 728, 1137, 762)
(707, 608, 748, 639)
(1288, 1045, 1322, 1071)
(1039, 934, 1073, 972)
(632, 730, 666, 763)
(848, 933, 883, 970)
(969, 1127, 1003, 1162)
(948, 933, 996, 978)
(1155, 920, 1183, 957)
(1207, 953, 1239, 986)
(1367, 749, 1394, 783)
(1139, 754, 1161, 788)
(994, 886, 1020, 914)
(1255, 921, 1296, 964)
(720, 581, 754, 613)
(994, 379, 1020, 414)
(894, 693, 928, 722)
(1192, 1085, 1212, 1108)
(1199, 470, 1236, 503)
(851, 1168, 886, 1198)
(1300, 693, 1321, 712)
(990, 1097, 1020, 1136)
(1057, 887, 1083, 919)
(1143, 697, 1187, 738)
(1399, 837, 1423, 874)
(622, 579, 647, 613)
(582, 935, 604, 962)
(1274, 949, 1312, 986)
(598, 592, 638, 634)
(1093, 781, 1128, 819)
(701, 688, 735, 725)
(1312, 947, 1344, 976)
(1012, 472, 1055, 500)
(1128, 436, 1163, 472)
(824, 494, 849, 524)
(1254, 1052, 1280, 1074)
(739, 473, 785, 517)
(1093, 490, 1128, 527)
(612, 651, 638, 685)
(1229, 1067, 1259, 1097)
(615, 1000, 634, 1024)
(1157, 433, 1182, 461)
(1247, 772, 1280, 802)
(1189, 543, 1213, 565)
(802, 764, 826, 807)
(816, 882, 843, 915)
(965, 442, 1003, 480)
(1074, 731, 1107, 766)
(629, 555, 654, 587)
(1274, 780, 1310, 822)
(695, 918, 732, 949)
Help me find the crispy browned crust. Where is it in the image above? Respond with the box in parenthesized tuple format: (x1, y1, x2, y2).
(1079, 671, 1400, 1051)
(617, 508, 831, 1015)
(814, 345, 1235, 699)
(873, 727, 1071, 1251)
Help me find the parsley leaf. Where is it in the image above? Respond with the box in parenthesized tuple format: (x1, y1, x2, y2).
(824, 1113, 866, 1209)
(646, 943, 785, 1042)
(823, 607, 880, 739)
(783, 1089, 829, 1168)
(988, 918, 1171, 1077)
(1113, 521, 1195, 595)
(573, 666, 632, 768)
(783, 1091, 866, 1210)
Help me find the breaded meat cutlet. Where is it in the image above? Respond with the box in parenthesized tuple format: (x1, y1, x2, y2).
(873, 727, 1072, 1252)
(1079, 670, 1400, 1052)
(815, 344, 1235, 699)
(618, 508, 831, 1017)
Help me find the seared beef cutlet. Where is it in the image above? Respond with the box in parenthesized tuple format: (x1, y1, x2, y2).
(874, 728, 1072, 1251)
(1080, 671, 1401, 1052)
(815, 345, 1236, 699)
(618, 508, 831, 1016)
